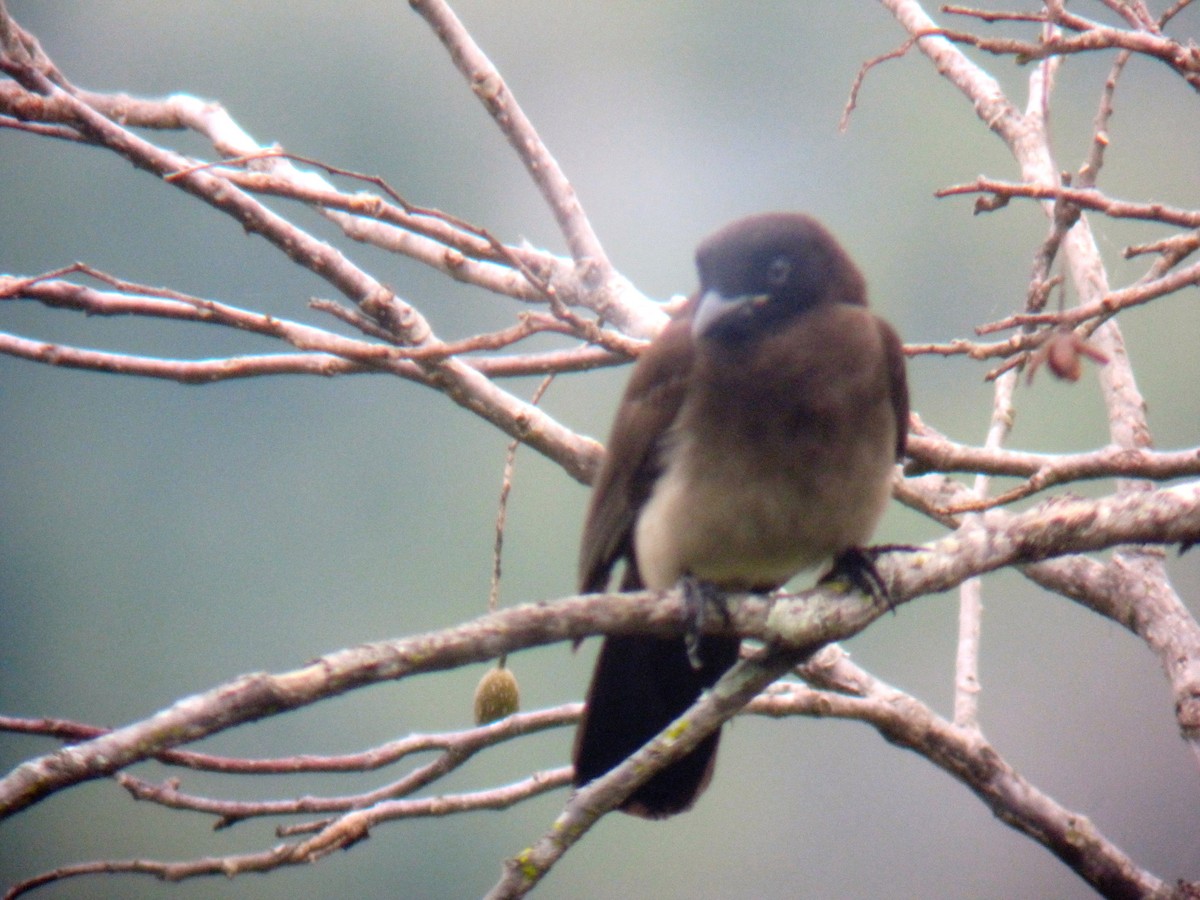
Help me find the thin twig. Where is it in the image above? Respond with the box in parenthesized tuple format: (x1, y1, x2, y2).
(839, 36, 919, 131)
(489, 374, 556, 629)
(3, 770, 574, 900)
(937, 177, 1200, 228)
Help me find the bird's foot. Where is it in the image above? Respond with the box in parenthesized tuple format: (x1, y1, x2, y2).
(680, 576, 730, 670)
(818, 545, 916, 611)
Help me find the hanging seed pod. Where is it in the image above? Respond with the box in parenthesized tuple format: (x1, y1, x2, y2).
(473, 664, 520, 725)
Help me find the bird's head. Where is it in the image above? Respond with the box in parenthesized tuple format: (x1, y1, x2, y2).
(691, 212, 867, 343)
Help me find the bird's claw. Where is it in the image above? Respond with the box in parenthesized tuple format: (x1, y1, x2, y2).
(681, 576, 729, 669)
(819, 546, 911, 610)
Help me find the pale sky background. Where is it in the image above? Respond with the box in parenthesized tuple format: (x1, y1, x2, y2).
(2, 3, 1199, 898)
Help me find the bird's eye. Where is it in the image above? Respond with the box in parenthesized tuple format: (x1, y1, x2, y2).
(765, 256, 791, 287)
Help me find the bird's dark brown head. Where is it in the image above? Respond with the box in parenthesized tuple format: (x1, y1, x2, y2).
(691, 212, 867, 343)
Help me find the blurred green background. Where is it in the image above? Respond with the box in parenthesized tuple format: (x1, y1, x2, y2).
(2, 2, 1199, 898)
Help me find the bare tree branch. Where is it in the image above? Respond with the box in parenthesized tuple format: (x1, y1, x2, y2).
(2, 769, 573, 900)
(937, 177, 1200, 229)
(2, 478, 1196, 820)
(759, 657, 1173, 899)
(405, 1, 613, 281)
(3, 1, 1200, 896)
(939, 3, 1200, 90)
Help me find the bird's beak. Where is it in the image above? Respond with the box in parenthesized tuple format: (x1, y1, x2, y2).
(691, 289, 768, 339)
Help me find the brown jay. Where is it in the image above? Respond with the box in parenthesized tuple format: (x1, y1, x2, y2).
(572, 212, 909, 818)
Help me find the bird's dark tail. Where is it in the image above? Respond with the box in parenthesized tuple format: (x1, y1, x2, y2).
(572, 632, 741, 818)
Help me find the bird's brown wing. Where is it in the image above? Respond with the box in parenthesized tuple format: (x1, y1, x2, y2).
(578, 309, 695, 593)
(879, 317, 910, 461)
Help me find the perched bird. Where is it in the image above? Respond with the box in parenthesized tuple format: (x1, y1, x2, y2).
(572, 212, 909, 818)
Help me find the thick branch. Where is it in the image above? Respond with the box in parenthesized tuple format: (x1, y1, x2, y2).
(1, 479, 1196, 820)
